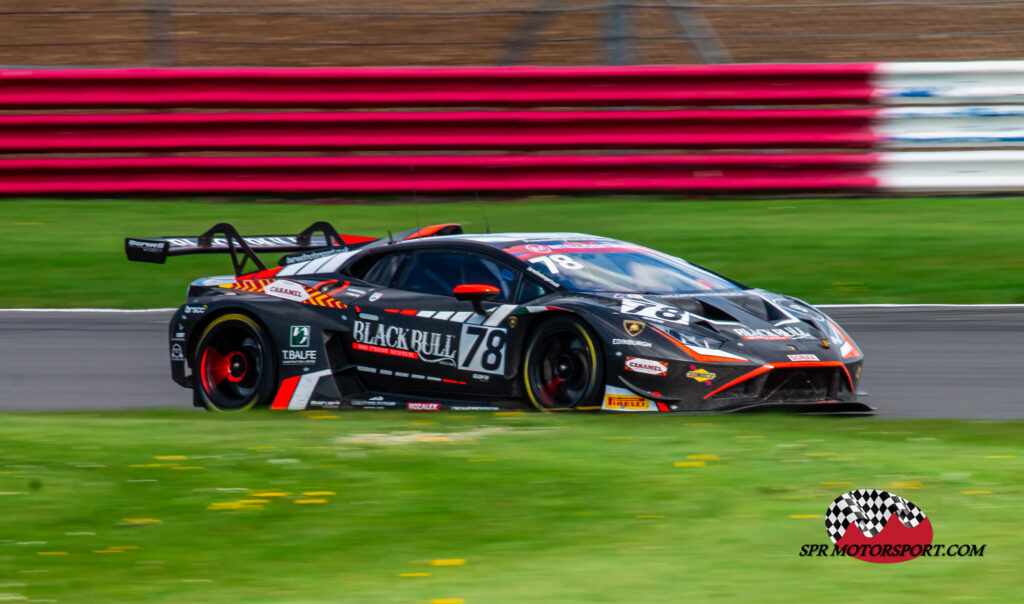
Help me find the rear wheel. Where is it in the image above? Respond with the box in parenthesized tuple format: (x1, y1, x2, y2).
(523, 316, 604, 411)
(193, 313, 276, 412)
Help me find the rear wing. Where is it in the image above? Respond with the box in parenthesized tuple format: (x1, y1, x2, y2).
(125, 221, 373, 276)
(125, 221, 463, 276)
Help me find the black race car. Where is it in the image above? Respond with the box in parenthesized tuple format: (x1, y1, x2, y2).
(126, 221, 870, 414)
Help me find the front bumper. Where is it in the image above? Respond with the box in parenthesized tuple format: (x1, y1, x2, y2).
(613, 357, 866, 413)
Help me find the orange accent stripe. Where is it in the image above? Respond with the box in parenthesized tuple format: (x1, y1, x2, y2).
(400, 309, 418, 315)
(703, 365, 774, 400)
(340, 234, 376, 245)
(405, 223, 458, 240)
(271, 376, 300, 410)
(237, 267, 282, 281)
(651, 326, 749, 363)
(325, 281, 350, 296)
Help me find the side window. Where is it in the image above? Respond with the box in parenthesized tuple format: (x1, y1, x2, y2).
(517, 277, 550, 303)
(397, 251, 516, 302)
(358, 252, 408, 286)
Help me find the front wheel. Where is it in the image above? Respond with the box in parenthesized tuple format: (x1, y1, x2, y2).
(193, 313, 277, 412)
(523, 316, 604, 411)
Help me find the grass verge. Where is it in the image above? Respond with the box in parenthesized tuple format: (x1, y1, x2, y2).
(2, 197, 1024, 308)
(0, 410, 1021, 603)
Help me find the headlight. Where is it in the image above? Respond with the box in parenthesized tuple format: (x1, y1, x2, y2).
(821, 319, 845, 347)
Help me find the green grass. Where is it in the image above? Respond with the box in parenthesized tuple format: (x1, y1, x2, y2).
(2, 197, 1024, 307)
(0, 410, 1021, 603)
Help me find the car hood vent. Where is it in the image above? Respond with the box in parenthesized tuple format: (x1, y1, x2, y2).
(707, 293, 789, 322)
(661, 295, 738, 322)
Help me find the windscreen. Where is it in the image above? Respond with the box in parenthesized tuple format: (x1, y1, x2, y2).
(504, 241, 745, 295)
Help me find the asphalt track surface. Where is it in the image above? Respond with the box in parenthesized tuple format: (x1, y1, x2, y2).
(1, 307, 1022, 418)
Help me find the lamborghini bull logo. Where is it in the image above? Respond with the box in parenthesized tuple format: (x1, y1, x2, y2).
(623, 319, 646, 337)
(352, 320, 457, 365)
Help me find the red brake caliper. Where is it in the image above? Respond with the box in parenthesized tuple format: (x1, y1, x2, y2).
(542, 377, 564, 404)
(201, 348, 238, 391)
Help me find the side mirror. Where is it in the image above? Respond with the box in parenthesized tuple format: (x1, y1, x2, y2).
(453, 284, 500, 315)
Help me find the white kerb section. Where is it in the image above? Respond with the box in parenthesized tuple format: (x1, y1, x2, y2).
(875, 61, 1024, 105)
(873, 150, 1024, 191)
(877, 106, 1024, 148)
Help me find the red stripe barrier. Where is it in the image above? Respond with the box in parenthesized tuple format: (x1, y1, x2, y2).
(0, 64, 877, 108)
(0, 155, 879, 194)
(0, 65, 884, 194)
(0, 109, 880, 152)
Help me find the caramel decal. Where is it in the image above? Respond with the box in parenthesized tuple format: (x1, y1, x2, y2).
(219, 279, 346, 309)
(624, 357, 668, 376)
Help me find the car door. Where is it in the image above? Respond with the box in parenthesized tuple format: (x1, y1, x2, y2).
(346, 248, 521, 398)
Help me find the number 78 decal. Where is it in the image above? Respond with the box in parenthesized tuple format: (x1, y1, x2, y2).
(620, 298, 691, 326)
(458, 325, 507, 374)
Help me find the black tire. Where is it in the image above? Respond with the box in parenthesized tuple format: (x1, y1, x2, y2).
(193, 313, 277, 412)
(523, 315, 604, 411)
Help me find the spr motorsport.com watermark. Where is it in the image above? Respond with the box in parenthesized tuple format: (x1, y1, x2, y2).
(798, 489, 988, 564)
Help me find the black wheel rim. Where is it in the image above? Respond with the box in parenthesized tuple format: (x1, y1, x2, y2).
(528, 328, 593, 409)
(199, 325, 265, 410)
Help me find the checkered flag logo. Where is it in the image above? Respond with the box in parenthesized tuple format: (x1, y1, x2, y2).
(825, 489, 927, 544)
